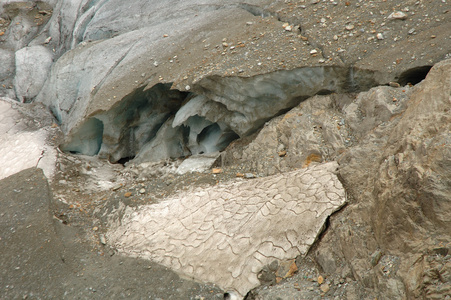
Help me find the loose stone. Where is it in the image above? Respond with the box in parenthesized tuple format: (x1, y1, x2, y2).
(388, 11, 408, 20)
(99, 234, 106, 245)
(320, 283, 330, 293)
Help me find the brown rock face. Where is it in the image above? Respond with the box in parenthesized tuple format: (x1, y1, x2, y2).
(323, 58, 451, 299)
(234, 59, 451, 299)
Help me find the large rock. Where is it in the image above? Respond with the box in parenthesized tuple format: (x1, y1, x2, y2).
(313, 59, 451, 299)
(107, 162, 346, 297)
(14, 45, 53, 102)
(225, 84, 414, 176)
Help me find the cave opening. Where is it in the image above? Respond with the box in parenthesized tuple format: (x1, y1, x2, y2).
(60, 117, 104, 155)
(397, 65, 432, 86)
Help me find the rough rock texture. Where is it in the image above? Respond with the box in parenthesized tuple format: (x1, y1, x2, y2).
(1, 0, 451, 299)
(244, 57, 451, 300)
(225, 84, 414, 177)
(9, 0, 444, 163)
(0, 48, 15, 98)
(14, 45, 53, 102)
(0, 98, 59, 180)
(108, 162, 346, 297)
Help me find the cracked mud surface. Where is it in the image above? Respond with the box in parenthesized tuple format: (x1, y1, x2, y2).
(107, 162, 346, 297)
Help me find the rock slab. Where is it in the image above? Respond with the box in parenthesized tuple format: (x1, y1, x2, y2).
(107, 161, 346, 297)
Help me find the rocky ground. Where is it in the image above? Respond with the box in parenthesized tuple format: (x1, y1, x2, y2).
(1, 0, 451, 299)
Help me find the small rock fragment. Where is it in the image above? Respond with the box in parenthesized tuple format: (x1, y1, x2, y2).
(371, 249, 383, 266)
(286, 261, 298, 277)
(139, 188, 146, 194)
(244, 173, 256, 179)
(318, 275, 324, 284)
(389, 82, 401, 88)
(212, 168, 223, 174)
(124, 192, 132, 198)
(376, 33, 384, 40)
(99, 234, 106, 245)
(112, 184, 122, 191)
(310, 49, 318, 55)
(320, 283, 330, 293)
(345, 24, 354, 31)
(278, 150, 287, 157)
(388, 11, 408, 20)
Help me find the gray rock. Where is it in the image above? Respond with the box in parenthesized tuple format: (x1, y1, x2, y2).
(3, 14, 38, 51)
(0, 48, 15, 98)
(175, 152, 220, 175)
(14, 45, 53, 102)
(107, 162, 346, 297)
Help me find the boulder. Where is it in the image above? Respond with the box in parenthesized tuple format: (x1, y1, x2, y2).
(14, 45, 53, 102)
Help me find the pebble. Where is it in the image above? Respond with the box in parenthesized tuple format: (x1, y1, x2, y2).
(388, 11, 408, 20)
(310, 49, 318, 55)
(244, 173, 256, 179)
(124, 192, 132, 198)
(99, 234, 106, 245)
(212, 168, 223, 174)
(320, 283, 330, 293)
(345, 24, 354, 31)
(139, 188, 146, 194)
(376, 33, 384, 40)
(371, 249, 383, 266)
(278, 150, 287, 157)
(112, 183, 122, 191)
(318, 275, 324, 284)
